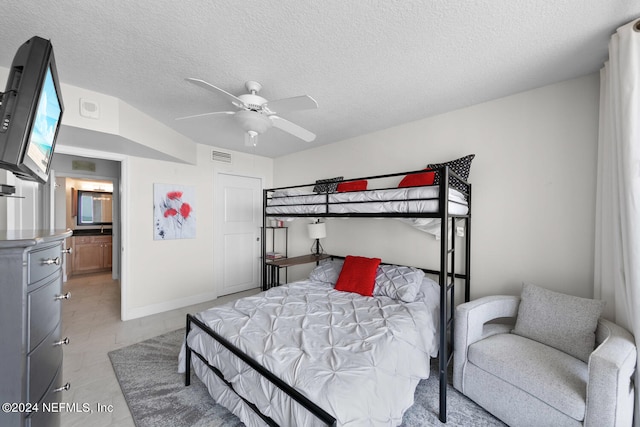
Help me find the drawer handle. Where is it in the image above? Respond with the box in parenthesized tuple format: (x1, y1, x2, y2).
(62, 247, 73, 254)
(54, 292, 71, 301)
(43, 257, 61, 266)
(53, 383, 71, 393)
(54, 337, 70, 346)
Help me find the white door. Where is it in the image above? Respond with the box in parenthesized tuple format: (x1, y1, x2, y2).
(215, 173, 262, 296)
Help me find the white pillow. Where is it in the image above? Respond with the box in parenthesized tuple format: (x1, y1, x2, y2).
(414, 275, 440, 303)
(373, 264, 425, 302)
(309, 258, 344, 285)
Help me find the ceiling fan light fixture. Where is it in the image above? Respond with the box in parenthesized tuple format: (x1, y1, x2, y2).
(245, 130, 259, 147)
(235, 110, 272, 134)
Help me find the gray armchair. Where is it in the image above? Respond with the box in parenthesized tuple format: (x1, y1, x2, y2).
(454, 295, 636, 427)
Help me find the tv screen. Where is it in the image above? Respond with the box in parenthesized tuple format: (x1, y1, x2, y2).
(23, 66, 62, 178)
(0, 36, 64, 184)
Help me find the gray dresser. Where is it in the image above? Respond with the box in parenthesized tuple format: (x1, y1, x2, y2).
(0, 230, 73, 427)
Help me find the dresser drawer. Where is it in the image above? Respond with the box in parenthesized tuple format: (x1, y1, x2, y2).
(28, 274, 63, 351)
(25, 366, 63, 427)
(28, 244, 62, 285)
(28, 322, 63, 404)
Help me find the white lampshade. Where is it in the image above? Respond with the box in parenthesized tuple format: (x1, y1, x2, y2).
(307, 222, 326, 240)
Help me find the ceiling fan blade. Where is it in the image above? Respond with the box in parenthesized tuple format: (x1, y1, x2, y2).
(175, 111, 236, 121)
(270, 116, 316, 142)
(264, 95, 318, 114)
(185, 78, 247, 109)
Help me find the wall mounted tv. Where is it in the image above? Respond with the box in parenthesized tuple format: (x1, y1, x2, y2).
(0, 36, 64, 184)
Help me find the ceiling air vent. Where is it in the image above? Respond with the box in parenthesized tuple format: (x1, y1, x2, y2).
(211, 150, 232, 164)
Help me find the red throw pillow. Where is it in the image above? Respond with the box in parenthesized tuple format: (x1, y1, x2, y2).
(398, 170, 435, 188)
(337, 180, 368, 192)
(334, 255, 382, 296)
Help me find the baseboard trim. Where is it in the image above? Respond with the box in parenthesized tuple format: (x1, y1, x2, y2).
(123, 291, 218, 321)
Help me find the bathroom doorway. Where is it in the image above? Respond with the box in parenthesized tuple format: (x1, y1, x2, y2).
(50, 153, 121, 282)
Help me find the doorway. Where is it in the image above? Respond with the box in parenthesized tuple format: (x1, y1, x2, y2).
(49, 148, 128, 319)
(51, 152, 121, 279)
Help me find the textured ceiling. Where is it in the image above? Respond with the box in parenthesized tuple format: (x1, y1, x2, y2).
(0, 1, 638, 158)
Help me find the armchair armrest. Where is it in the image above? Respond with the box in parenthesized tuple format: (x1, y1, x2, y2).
(453, 295, 520, 391)
(585, 319, 636, 427)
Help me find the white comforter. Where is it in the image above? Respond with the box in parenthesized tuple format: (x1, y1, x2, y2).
(179, 279, 440, 427)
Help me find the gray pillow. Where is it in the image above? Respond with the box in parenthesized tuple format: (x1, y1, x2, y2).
(512, 283, 605, 362)
(309, 259, 344, 285)
(373, 264, 425, 303)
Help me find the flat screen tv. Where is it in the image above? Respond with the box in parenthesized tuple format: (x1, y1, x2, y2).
(0, 36, 64, 184)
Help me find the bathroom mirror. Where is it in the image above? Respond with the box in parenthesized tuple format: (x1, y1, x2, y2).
(76, 190, 113, 225)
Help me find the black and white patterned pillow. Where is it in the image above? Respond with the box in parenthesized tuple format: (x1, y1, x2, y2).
(427, 154, 475, 194)
(313, 176, 343, 194)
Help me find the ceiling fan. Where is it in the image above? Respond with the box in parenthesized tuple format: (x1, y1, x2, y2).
(177, 78, 318, 147)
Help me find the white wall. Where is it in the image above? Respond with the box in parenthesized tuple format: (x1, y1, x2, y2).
(60, 83, 197, 165)
(0, 169, 42, 230)
(274, 73, 600, 300)
(124, 144, 273, 319)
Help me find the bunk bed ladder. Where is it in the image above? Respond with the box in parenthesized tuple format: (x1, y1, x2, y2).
(262, 189, 267, 291)
(438, 166, 456, 423)
(464, 185, 472, 303)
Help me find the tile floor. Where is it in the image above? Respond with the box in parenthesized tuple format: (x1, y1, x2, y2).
(59, 272, 259, 427)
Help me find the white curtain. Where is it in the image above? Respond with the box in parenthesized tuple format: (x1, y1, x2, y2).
(595, 18, 640, 424)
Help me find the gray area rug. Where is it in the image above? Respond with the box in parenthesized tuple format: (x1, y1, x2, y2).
(109, 329, 505, 427)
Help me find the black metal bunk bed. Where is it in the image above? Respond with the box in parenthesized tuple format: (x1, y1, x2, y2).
(184, 165, 471, 425)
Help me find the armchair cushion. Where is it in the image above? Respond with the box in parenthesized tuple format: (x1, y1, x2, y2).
(512, 283, 605, 362)
(469, 333, 588, 421)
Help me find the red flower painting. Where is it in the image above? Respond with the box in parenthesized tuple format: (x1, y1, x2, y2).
(154, 184, 196, 240)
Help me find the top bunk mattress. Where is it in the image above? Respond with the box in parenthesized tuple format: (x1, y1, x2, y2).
(266, 185, 469, 217)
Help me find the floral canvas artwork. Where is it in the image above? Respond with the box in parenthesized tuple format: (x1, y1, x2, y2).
(154, 184, 196, 240)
